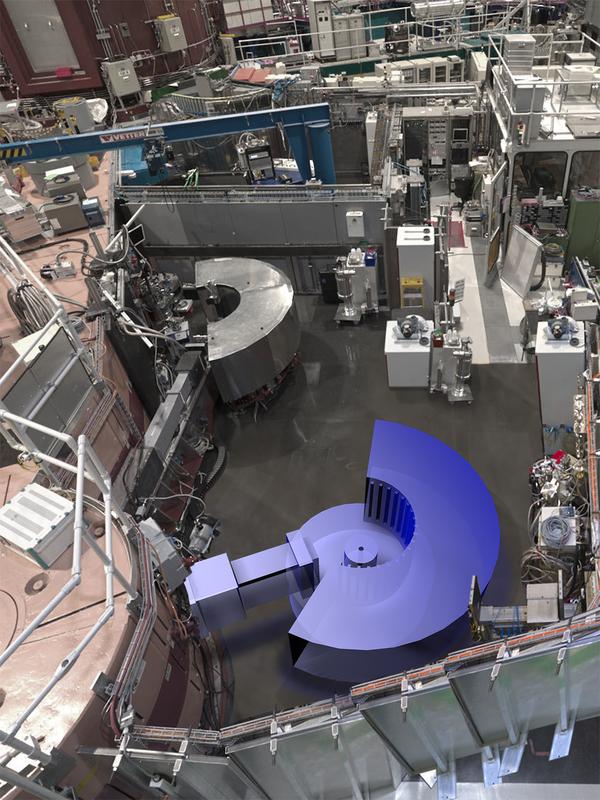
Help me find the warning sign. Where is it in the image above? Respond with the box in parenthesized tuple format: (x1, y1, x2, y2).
(0, 145, 28, 161)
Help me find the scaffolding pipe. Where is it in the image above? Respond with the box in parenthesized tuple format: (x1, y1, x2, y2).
(0, 765, 67, 800)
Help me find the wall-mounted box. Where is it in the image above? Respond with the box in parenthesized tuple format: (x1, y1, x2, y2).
(346, 210, 365, 238)
(155, 15, 188, 53)
(104, 58, 140, 97)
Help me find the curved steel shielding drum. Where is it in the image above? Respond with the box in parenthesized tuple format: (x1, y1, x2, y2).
(195, 257, 300, 403)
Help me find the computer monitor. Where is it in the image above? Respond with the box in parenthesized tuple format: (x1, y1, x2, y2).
(453, 128, 469, 143)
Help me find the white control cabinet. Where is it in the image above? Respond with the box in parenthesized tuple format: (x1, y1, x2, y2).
(535, 323, 585, 428)
(385, 320, 433, 388)
(308, 0, 335, 59)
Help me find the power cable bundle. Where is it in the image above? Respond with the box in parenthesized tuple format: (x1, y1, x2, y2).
(7, 280, 54, 335)
(520, 547, 581, 596)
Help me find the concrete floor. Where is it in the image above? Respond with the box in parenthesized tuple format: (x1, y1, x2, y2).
(208, 295, 543, 723)
(207, 294, 600, 787)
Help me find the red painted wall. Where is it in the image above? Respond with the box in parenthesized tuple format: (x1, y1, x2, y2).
(0, 0, 221, 98)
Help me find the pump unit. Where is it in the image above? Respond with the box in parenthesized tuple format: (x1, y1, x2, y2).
(43, 194, 87, 234)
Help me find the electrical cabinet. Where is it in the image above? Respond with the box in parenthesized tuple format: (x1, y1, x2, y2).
(347, 11, 367, 60)
(416, 59, 432, 84)
(399, 60, 415, 82)
(346, 210, 365, 238)
(332, 15, 351, 61)
(566, 189, 600, 264)
(390, 56, 462, 84)
(503, 33, 535, 74)
(510, 77, 545, 139)
(535, 323, 585, 428)
(447, 55, 464, 82)
(428, 119, 448, 168)
(308, 0, 335, 60)
(333, 12, 367, 61)
(104, 58, 140, 97)
(431, 56, 448, 83)
(155, 15, 188, 53)
(469, 51, 488, 81)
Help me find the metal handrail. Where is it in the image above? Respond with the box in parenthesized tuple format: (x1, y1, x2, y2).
(0, 233, 94, 400)
(116, 609, 600, 753)
(117, 185, 383, 202)
(233, 3, 524, 64)
(487, 32, 600, 142)
(0, 310, 91, 485)
(0, 411, 136, 761)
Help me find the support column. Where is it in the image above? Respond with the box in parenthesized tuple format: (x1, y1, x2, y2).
(308, 122, 336, 185)
(284, 123, 311, 182)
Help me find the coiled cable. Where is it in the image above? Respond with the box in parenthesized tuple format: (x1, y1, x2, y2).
(7, 280, 54, 335)
(540, 514, 572, 549)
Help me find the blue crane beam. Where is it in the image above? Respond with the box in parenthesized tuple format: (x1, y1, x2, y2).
(0, 103, 335, 183)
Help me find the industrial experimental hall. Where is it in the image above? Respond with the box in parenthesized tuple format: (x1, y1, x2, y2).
(2, 0, 600, 798)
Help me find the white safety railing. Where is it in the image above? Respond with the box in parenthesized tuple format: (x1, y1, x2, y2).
(168, 87, 271, 118)
(233, 1, 532, 64)
(0, 234, 93, 483)
(487, 30, 600, 144)
(0, 233, 159, 785)
(0, 410, 136, 765)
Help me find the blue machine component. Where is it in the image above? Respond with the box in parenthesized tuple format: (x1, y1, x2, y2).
(81, 198, 105, 227)
(282, 122, 312, 182)
(119, 146, 165, 186)
(0, 104, 336, 185)
(186, 420, 500, 683)
(308, 122, 337, 185)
